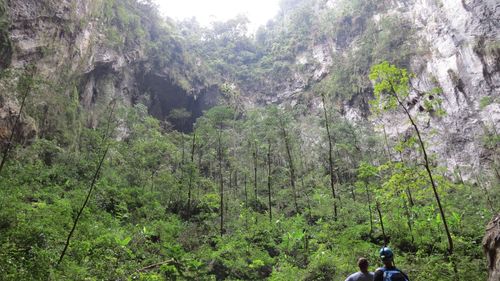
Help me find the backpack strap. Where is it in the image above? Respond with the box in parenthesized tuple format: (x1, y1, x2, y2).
(375, 267, 386, 281)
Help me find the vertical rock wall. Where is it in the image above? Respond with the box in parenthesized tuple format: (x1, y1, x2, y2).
(404, 0, 500, 178)
(0, 0, 218, 143)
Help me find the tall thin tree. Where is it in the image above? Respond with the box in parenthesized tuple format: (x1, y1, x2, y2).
(370, 62, 454, 256)
(278, 113, 298, 213)
(321, 92, 338, 220)
(57, 100, 116, 266)
(267, 139, 272, 223)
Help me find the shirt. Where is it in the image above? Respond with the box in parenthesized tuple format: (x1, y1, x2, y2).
(345, 271, 374, 281)
(374, 266, 409, 281)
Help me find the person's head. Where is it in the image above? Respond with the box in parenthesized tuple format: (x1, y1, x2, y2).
(357, 257, 369, 273)
(379, 247, 394, 266)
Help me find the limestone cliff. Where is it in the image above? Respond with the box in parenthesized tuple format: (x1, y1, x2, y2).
(0, 0, 498, 177)
(0, 0, 218, 144)
(245, 0, 499, 178)
(384, 0, 499, 179)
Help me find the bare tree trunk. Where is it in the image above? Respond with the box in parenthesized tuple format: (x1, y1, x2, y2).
(406, 187, 415, 207)
(376, 202, 387, 246)
(226, 169, 231, 216)
(382, 125, 393, 161)
(321, 93, 338, 219)
(400, 191, 415, 244)
(393, 89, 454, 256)
(187, 131, 196, 218)
(218, 127, 224, 236)
(279, 117, 298, 213)
(58, 101, 116, 266)
(364, 183, 374, 235)
(253, 144, 258, 200)
(244, 174, 248, 208)
(267, 140, 272, 223)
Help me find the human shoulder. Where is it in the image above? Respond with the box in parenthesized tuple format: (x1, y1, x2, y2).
(346, 272, 375, 281)
(344, 272, 359, 281)
(373, 268, 385, 281)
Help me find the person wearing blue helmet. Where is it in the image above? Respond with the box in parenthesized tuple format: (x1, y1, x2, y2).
(374, 247, 409, 281)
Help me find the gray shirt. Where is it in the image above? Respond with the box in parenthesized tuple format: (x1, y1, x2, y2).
(345, 271, 374, 281)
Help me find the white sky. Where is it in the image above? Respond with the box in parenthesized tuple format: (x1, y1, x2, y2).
(154, 0, 281, 32)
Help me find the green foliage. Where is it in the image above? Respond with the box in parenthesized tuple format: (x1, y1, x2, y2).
(479, 96, 494, 109)
(0, 96, 491, 280)
(0, 1, 492, 281)
(0, 0, 11, 69)
(369, 61, 411, 113)
(369, 61, 445, 117)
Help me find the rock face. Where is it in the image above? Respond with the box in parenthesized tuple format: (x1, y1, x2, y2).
(1, 0, 218, 140)
(251, 0, 499, 178)
(392, 0, 500, 179)
(484, 214, 500, 281)
(0, 98, 36, 149)
(0, 0, 498, 175)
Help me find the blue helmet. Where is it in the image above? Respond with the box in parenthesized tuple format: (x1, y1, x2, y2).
(379, 247, 394, 261)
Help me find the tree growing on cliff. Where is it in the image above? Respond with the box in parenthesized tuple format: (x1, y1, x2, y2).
(369, 62, 453, 256)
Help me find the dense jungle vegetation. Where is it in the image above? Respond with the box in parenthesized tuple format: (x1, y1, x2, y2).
(0, 0, 498, 280)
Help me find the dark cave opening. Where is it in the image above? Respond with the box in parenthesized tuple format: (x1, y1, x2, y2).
(143, 74, 216, 133)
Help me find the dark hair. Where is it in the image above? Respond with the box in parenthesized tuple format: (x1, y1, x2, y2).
(358, 258, 369, 269)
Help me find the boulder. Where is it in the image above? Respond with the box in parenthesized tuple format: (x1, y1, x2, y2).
(484, 213, 500, 281)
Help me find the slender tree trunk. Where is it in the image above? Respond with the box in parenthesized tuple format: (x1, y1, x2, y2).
(401, 192, 415, 243)
(365, 182, 374, 236)
(253, 145, 258, 201)
(406, 187, 415, 207)
(234, 170, 238, 195)
(394, 90, 454, 256)
(181, 134, 185, 166)
(150, 170, 156, 192)
(226, 169, 231, 216)
(303, 190, 313, 222)
(382, 125, 393, 161)
(350, 182, 356, 202)
(244, 174, 248, 208)
(279, 117, 298, 213)
(376, 202, 387, 246)
(321, 94, 338, 219)
(58, 101, 116, 266)
(244, 173, 249, 230)
(218, 127, 224, 236)
(197, 147, 204, 176)
(267, 140, 272, 223)
(187, 131, 196, 218)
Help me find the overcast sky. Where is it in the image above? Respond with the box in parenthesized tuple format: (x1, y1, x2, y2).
(154, 0, 281, 32)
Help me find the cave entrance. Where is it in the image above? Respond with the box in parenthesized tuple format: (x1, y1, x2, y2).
(143, 74, 209, 133)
